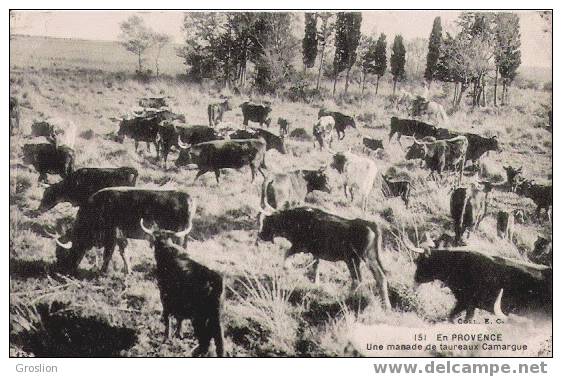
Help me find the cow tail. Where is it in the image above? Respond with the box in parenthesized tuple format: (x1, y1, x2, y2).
(459, 191, 469, 235)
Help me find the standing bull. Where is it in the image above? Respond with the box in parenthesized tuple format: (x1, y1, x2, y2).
(257, 206, 391, 310)
(318, 109, 356, 140)
(51, 188, 196, 275)
(176, 138, 267, 183)
(240, 102, 272, 128)
(228, 128, 286, 154)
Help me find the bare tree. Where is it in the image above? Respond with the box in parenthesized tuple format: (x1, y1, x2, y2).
(119, 15, 154, 73)
(152, 32, 171, 78)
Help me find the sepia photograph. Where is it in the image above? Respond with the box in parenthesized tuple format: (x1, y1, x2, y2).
(9, 9, 552, 359)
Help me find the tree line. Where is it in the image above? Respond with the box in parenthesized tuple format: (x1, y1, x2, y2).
(118, 12, 523, 107)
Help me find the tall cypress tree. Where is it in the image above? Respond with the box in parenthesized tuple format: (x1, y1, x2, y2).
(390, 34, 406, 95)
(424, 17, 442, 87)
(302, 13, 318, 71)
(373, 33, 387, 95)
(332, 12, 362, 95)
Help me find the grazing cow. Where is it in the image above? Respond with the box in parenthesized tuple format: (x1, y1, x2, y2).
(208, 99, 231, 127)
(176, 138, 267, 183)
(450, 182, 492, 245)
(503, 166, 523, 192)
(362, 137, 384, 152)
(531, 236, 552, 267)
(261, 169, 331, 211)
(381, 174, 411, 207)
(406, 136, 468, 185)
(240, 102, 272, 128)
(331, 152, 378, 211)
(10, 96, 19, 135)
(140, 221, 224, 357)
(31, 120, 55, 140)
(22, 143, 75, 183)
(158, 125, 222, 168)
(318, 109, 356, 140)
(116, 115, 161, 155)
(518, 180, 553, 219)
(388, 117, 438, 145)
(51, 188, 196, 274)
(257, 206, 391, 310)
(413, 249, 552, 321)
(312, 116, 335, 150)
(463, 133, 501, 165)
(277, 118, 290, 137)
(38, 167, 138, 211)
(229, 128, 286, 154)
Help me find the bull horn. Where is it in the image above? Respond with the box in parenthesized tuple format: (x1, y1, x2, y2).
(401, 230, 425, 254)
(493, 288, 506, 318)
(140, 218, 154, 236)
(175, 198, 197, 238)
(55, 238, 72, 249)
(177, 135, 190, 149)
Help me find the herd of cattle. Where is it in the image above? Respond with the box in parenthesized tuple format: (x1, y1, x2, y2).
(10, 94, 552, 356)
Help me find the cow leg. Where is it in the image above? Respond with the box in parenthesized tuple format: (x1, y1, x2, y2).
(101, 234, 117, 274)
(397, 134, 403, 147)
(212, 314, 225, 357)
(250, 166, 256, 183)
(134, 140, 139, 153)
(346, 258, 361, 289)
(214, 169, 221, 184)
(162, 310, 170, 340)
(117, 238, 129, 274)
(192, 315, 211, 357)
(312, 257, 320, 284)
(176, 318, 183, 339)
(147, 142, 151, 152)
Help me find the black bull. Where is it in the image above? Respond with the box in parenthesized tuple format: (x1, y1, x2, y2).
(175, 138, 267, 183)
(51, 188, 196, 274)
(257, 206, 391, 310)
(414, 249, 552, 321)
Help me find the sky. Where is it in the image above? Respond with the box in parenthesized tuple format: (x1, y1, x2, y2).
(10, 10, 552, 68)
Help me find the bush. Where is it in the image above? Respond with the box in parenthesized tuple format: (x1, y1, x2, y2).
(289, 128, 312, 141)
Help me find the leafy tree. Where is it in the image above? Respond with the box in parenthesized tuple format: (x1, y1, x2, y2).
(302, 13, 318, 70)
(494, 13, 521, 105)
(332, 12, 362, 95)
(390, 34, 406, 95)
(424, 16, 442, 87)
(358, 35, 377, 96)
(119, 15, 154, 73)
(373, 33, 387, 95)
(152, 32, 171, 77)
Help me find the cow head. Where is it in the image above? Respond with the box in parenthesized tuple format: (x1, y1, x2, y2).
(348, 116, 357, 129)
(303, 168, 332, 194)
(45, 228, 83, 273)
(175, 135, 195, 167)
(38, 181, 66, 212)
(330, 153, 348, 174)
(140, 218, 194, 247)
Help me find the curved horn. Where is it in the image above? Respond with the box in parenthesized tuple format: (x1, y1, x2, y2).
(175, 198, 197, 238)
(401, 230, 425, 254)
(493, 288, 506, 318)
(177, 135, 190, 149)
(140, 218, 154, 236)
(55, 238, 72, 249)
(44, 229, 60, 239)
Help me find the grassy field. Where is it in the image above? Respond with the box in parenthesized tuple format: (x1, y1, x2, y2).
(9, 36, 552, 357)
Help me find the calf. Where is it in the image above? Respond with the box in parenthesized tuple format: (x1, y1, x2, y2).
(381, 174, 411, 207)
(413, 249, 552, 321)
(518, 180, 552, 219)
(312, 116, 334, 150)
(257, 206, 390, 310)
(39, 167, 138, 211)
(450, 182, 492, 245)
(22, 143, 75, 183)
(362, 137, 384, 152)
(503, 166, 522, 192)
(261, 169, 331, 211)
(208, 99, 231, 127)
(176, 138, 267, 183)
(277, 118, 290, 137)
(331, 152, 378, 211)
(240, 102, 272, 128)
(318, 109, 356, 140)
(140, 221, 224, 357)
